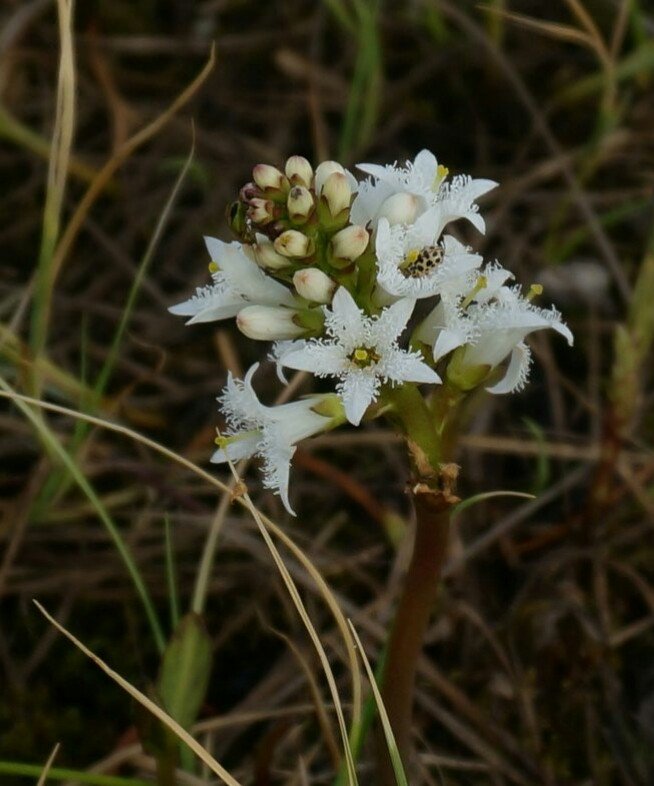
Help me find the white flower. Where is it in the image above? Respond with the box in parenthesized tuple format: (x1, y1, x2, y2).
(169, 237, 296, 324)
(375, 208, 482, 299)
(415, 263, 515, 358)
(276, 287, 440, 426)
(351, 149, 497, 231)
(212, 364, 342, 514)
(417, 269, 573, 394)
(458, 290, 572, 393)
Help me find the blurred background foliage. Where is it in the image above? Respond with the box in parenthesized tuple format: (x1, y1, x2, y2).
(1, 0, 654, 784)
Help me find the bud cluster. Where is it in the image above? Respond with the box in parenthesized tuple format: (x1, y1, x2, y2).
(228, 156, 369, 284)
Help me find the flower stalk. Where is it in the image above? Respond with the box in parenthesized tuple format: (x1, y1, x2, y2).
(378, 464, 458, 785)
(168, 149, 573, 782)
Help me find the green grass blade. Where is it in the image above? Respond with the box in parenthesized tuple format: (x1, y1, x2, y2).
(164, 514, 181, 631)
(0, 375, 166, 653)
(338, 0, 382, 161)
(348, 621, 409, 786)
(0, 762, 151, 786)
(32, 134, 196, 513)
(93, 136, 196, 401)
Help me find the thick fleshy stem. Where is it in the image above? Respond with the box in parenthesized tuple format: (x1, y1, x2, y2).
(376, 385, 460, 785)
(377, 463, 459, 785)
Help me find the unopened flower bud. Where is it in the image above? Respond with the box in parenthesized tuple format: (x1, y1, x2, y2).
(321, 172, 351, 217)
(252, 164, 289, 193)
(330, 225, 369, 261)
(247, 197, 275, 225)
(285, 155, 313, 188)
(239, 182, 259, 202)
(236, 306, 306, 340)
(314, 160, 347, 194)
(377, 192, 420, 225)
(293, 268, 336, 304)
(274, 230, 315, 258)
(254, 234, 290, 270)
(287, 186, 314, 222)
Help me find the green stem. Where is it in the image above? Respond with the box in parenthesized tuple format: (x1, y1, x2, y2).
(430, 382, 465, 460)
(382, 383, 441, 467)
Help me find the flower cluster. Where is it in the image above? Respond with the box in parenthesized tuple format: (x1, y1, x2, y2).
(171, 151, 573, 513)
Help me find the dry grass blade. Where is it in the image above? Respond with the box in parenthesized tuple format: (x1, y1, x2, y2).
(0, 387, 363, 744)
(562, 0, 610, 61)
(271, 628, 342, 768)
(442, 3, 631, 302)
(259, 514, 363, 739)
(33, 601, 244, 786)
(37, 743, 60, 786)
(223, 466, 359, 786)
(478, 6, 594, 49)
(48, 43, 216, 286)
(48, 0, 75, 221)
(30, 0, 76, 369)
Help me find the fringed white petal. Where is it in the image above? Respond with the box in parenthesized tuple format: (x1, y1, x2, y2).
(211, 433, 261, 463)
(339, 370, 379, 426)
(486, 342, 532, 394)
(382, 349, 441, 384)
(367, 296, 415, 347)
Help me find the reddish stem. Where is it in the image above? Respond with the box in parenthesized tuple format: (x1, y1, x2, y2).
(378, 468, 458, 784)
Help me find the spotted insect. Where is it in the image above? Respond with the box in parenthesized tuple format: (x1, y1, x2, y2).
(402, 245, 444, 278)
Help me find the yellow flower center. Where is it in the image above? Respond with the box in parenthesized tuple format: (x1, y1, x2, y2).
(208, 261, 219, 273)
(349, 346, 380, 368)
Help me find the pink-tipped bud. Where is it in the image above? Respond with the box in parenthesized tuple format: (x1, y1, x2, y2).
(239, 181, 259, 202)
(247, 197, 275, 225)
(236, 306, 305, 340)
(274, 230, 315, 258)
(377, 192, 420, 226)
(293, 268, 336, 304)
(330, 225, 369, 261)
(252, 163, 288, 192)
(287, 186, 314, 221)
(253, 235, 290, 270)
(285, 155, 313, 188)
(321, 172, 351, 217)
(314, 160, 347, 194)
